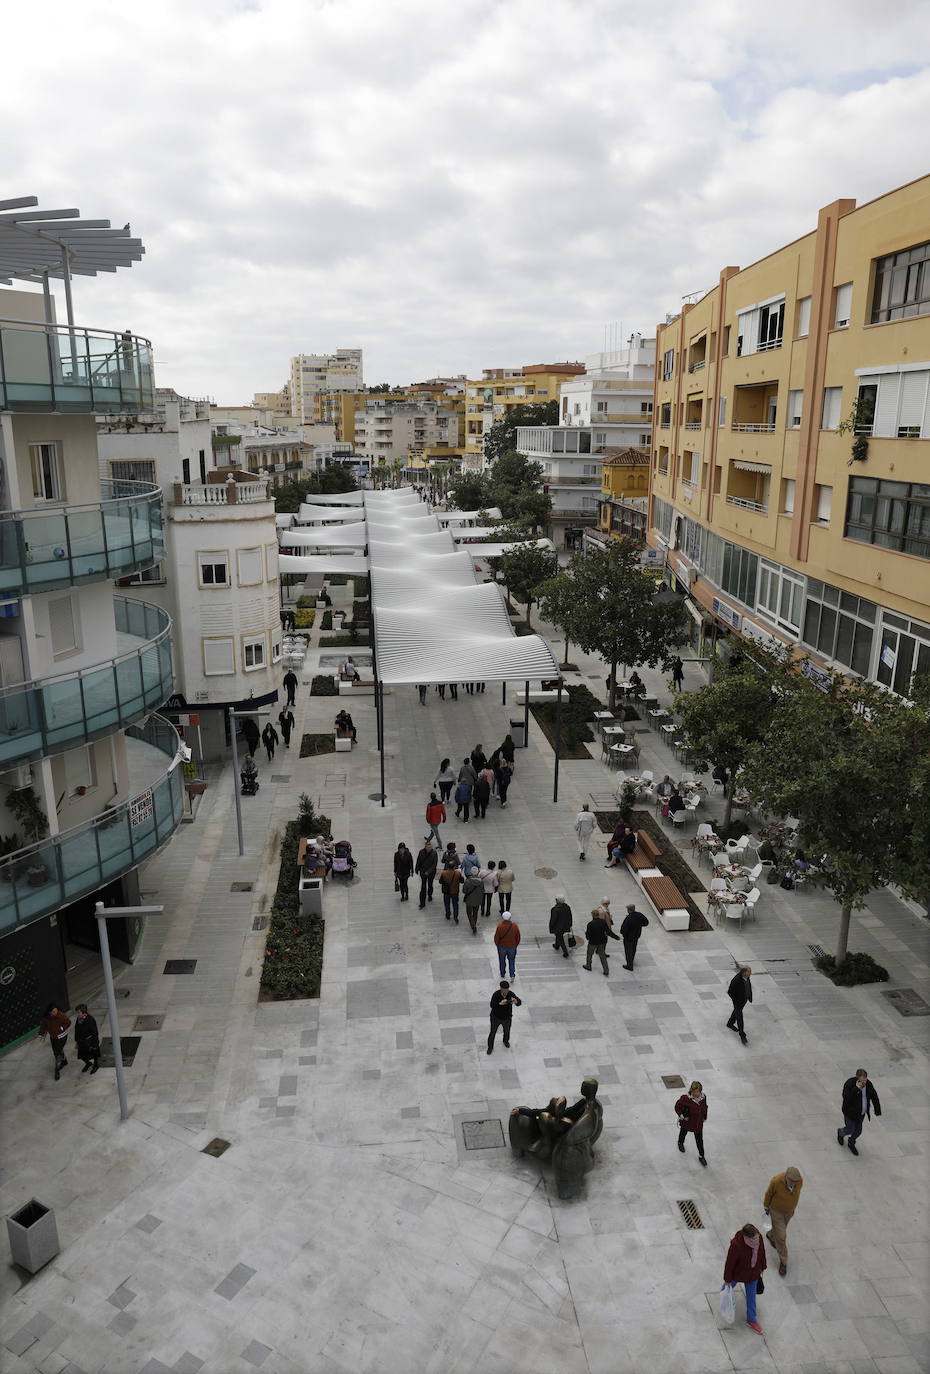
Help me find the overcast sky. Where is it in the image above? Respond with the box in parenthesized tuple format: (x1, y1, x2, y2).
(4, 0, 929, 403)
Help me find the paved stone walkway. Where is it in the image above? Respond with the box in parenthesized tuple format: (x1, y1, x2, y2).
(2, 641, 929, 1374)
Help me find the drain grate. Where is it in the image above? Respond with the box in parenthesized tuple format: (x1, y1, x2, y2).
(270, 775, 291, 783)
(231, 882, 253, 892)
(202, 1138, 231, 1158)
(132, 1014, 163, 1032)
(807, 944, 826, 958)
(662, 1075, 685, 1089)
(882, 988, 930, 1017)
(462, 1119, 505, 1150)
(534, 867, 558, 879)
(163, 959, 197, 975)
(677, 1199, 704, 1230)
(98, 1035, 142, 1067)
(252, 915, 268, 931)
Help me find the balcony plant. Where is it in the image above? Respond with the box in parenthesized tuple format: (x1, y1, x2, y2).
(0, 832, 24, 882)
(836, 397, 874, 464)
(7, 786, 49, 885)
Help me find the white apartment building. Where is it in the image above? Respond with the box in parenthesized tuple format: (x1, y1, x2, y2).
(559, 335, 656, 440)
(354, 399, 457, 465)
(288, 349, 363, 423)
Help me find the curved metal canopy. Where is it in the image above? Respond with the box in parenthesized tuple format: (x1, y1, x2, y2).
(0, 195, 145, 286)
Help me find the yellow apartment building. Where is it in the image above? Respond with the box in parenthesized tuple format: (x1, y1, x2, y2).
(594, 448, 651, 544)
(463, 363, 585, 470)
(649, 175, 930, 694)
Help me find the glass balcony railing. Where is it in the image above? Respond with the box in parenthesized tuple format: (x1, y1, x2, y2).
(0, 320, 154, 414)
(0, 715, 184, 934)
(0, 597, 173, 768)
(0, 480, 164, 597)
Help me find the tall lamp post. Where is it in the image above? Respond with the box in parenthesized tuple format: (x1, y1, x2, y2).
(94, 901, 164, 1121)
(228, 707, 271, 856)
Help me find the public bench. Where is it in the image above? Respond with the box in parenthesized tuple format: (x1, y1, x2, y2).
(641, 874, 690, 932)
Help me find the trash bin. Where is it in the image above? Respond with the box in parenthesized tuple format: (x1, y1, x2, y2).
(7, 1199, 59, 1273)
(299, 876, 323, 917)
(509, 718, 526, 748)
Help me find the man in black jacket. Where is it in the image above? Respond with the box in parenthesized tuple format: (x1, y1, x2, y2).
(487, 981, 522, 1053)
(549, 896, 573, 958)
(837, 1070, 882, 1156)
(415, 840, 438, 909)
(726, 965, 753, 1044)
(583, 909, 620, 975)
(619, 904, 650, 971)
(283, 669, 298, 707)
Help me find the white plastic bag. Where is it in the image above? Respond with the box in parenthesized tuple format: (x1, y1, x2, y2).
(719, 1283, 736, 1325)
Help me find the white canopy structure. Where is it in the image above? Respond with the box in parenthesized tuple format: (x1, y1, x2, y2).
(296, 503, 368, 524)
(283, 523, 368, 547)
(436, 507, 502, 524)
(279, 553, 368, 577)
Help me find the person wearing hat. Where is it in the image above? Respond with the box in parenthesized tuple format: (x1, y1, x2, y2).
(763, 1167, 803, 1276)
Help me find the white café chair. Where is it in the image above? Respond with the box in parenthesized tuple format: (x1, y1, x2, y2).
(742, 861, 764, 884)
(691, 821, 715, 857)
(669, 806, 690, 833)
(725, 837, 747, 861)
(711, 850, 730, 871)
(742, 887, 761, 922)
(719, 899, 748, 931)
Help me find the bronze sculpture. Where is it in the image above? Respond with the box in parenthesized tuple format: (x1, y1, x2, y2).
(509, 1078, 603, 1199)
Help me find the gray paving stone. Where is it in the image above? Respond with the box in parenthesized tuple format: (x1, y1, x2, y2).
(108, 1312, 137, 1336)
(440, 1026, 475, 1045)
(173, 1354, 205, 1374)
(106, 1285, 136, 1310)
(395, 1031, 414, 1048)
(241, 1342, 272, 1367)
(278, 1074, 298, 1095)
(214, 1263, 256, 1300)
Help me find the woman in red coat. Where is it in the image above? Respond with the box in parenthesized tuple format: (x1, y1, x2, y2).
(675, 1080, 708, 1165)
(723, 1223, 767, 1333)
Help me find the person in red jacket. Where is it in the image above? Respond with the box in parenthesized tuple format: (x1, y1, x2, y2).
(493, 916, 521, 979)
(675, 1080, 708, 1165)
(38, 1003, 71, 1081)
(723, 1223, 767, 1334)
(425, 793, 446, 849)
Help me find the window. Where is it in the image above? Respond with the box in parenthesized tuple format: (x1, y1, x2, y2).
(815, 485, 833, 523)
(198, 551, 229, 587)
(718, 396, 727, 428)
(182, 458, 191, 484)
(802, 578, 875, 677)
(855, 368, 930, 438)
(48, 594, 80, 657)
(237, 547, 263, 586)
(63, 745, 97, 796)
(639, 433, 650, 446)
(756, 558, 804, 633)
(596, 401, 608, 413)
(821, 387, 843, 430)
(641, 401, 653, 414)
(657, 447, 669, 474)
(660, 402, 671, 429)
(243, 634, 266, 670)
(787, 390, 803, 427)
(797, 296, 811, 337)
(108, 458, 157, 486)
(265, 543, 279, 581)
(593, 433, 606, 447)
(723, 325, 731, 356)
(720, 543, 758, 606)
(759, 300, 785, 350)
(781, 478, 796, 515)
(662, 349, 675, 381)
(271, 636, 282, 664)
(876, 617, 930, 696)
(29, 442, 65, 501)
(834, 282, 852, 328)
(583, 464, 600, 477)
(871, 239, 930, 323)
(845, 476, 930, 560)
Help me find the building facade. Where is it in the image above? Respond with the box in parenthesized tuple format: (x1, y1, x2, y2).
(463, 363, 585, 470)
(595, 449, 651, 545)
(288, 349, 363, 424)
(649, 176, 930, 691)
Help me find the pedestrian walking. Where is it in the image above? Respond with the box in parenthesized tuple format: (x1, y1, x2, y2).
(436, 683, 446, 700)
(38, 1002, 71, 1081)
(393, 842, 413, 901)
(675, 1081, 707, 1165)
(74, 1004, 100, 1075)
(453, 777, 472, 823)
(262, 722, 279, 762)
(723, 1223, 767, 1334)
(486, 981, 521, 1054)
(763, 1167, 803, 1275)
(417, 684, 427, 705)
(439, 859, 462, 923)
(499, 733, 516, 773)
(425, 792, 446, 848)
(462, 872, 483, 933)
(283, 669, 298, 707)
(434, 758, 455, 804)
(549, 895, 573, 958)
(583, 908, 619, 975)
(574, 803, 597, 860)
(460, 844, 481, 878)
(473, 770, 490, 819)
(838, 1069, 882, 1155)
(457, 757, 477, 787)
(479, 861, 499, 917)
(496, 861, 515, 912)
(241, 716, 260, 758)
(278, 707, 295, 748)
(448, 683, 458, 700)
(470, 743, 487, 774)
(415, 839, 438, 908)
(671, 655, 684, 690)
(726, 965, 753, 1044)
(441, 840, 460, 869)
(619, 903, 649, 970)
(493, 913, 521, 979)
(496, 758, 513, 807)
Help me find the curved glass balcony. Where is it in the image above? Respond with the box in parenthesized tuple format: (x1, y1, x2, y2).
(0, 598, 173, 768)
(0, 716, 184, 934)
(0, 321, 154, 414)
(0, 480, 164, 598)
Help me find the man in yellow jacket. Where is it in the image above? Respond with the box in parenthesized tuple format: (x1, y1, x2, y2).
(763, 1166, 803, 1276)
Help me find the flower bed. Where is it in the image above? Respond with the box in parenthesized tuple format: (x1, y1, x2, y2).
(594, 808, 711, 932)
(299, 733, 337, 758)
(529, 682, 604, 758)
(813, 952, 889, 986)
(310, 675, 338, 696)
(260, 794, 330, 1001)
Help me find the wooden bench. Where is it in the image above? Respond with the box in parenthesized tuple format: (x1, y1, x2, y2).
(625, 831, 661, 873)
(338, 678, 375, 696)
(641, 874, 690, 932)
(296, 837, 327, 879)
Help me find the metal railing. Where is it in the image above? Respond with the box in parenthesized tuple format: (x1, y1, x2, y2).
(731, 423, 776, 433)
(726, 496, 769, 513)
(0, 714, 184, 934)
(0, 319, 155, 414)
(684, 422, 702, 430)
(0, 480, 163, 598)
(0, 597, 173, 768)
(688, 360, 706, 372)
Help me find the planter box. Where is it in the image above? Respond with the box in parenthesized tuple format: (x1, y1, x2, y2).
(7, 1199, 59, 1273)
(334, 735, 352, 752)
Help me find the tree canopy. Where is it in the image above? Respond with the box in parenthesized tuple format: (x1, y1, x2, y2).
(273, 466, 358, 512)
(674, 664, 779, 827)
(495, 543, 559, 629)
(483, 401, 559, 466)
(447, 450, 551, 531)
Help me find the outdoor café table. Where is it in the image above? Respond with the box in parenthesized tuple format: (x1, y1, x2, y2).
(593, 711, 614, 734)
(602, 725, 626, 741)
(694, 834, 723, 859)
(724, 866, 749, 891)
(712, 889, 747, 921)
(610, 744, 637, 767)
(660, 722, 677, 740)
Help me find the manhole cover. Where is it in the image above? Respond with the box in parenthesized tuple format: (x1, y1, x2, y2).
(231, 882, 253, 892)
(271, 775, 291, 783)
(534, 867, 558, 879)
(132, 1015, 164, 1032)
(677, 1199, 704, 1230)
(881, 988, 930, 1017)
(98, 1035, 142, 1068)
(163, 959, 197, 975)
(462, 1119, 505, 1150)
(202, 1138, 231, 1158)
(662, 1075, 685, 1089)
(252, 915, 268, 931)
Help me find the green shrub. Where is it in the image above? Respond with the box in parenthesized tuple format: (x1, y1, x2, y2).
(261, 796, 332, 1000)
(352, 575, 370, 598)
(310, 674, 338, 695)
(294, 608, 315, 629)
(812, 952, 890, 986)
(296, 595, 317, 608)
(319, 610, 332, 631)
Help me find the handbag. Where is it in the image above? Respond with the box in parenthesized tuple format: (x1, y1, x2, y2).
(756, 1276, 765, 1295)
(394, 876, 400, 892)
(718, 1284, 735, 1325)
(568, 933, 577, 948)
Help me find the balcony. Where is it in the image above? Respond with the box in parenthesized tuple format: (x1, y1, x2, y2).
(0, 715, 184, 934)
(732, 422, 776, 433)
(0, 597, 173, 768)
(0, 320, 154, 414)
(0, 480, 164, 598)
(174, 478, 271, 505)
(684, 422, 702, 431)
(726, 495, 769, 514)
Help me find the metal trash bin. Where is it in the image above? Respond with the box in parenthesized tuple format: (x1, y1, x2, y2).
(509, 718, 526, 748)
(7, 1199, 59, 1273)
(299, 876, 323, 917)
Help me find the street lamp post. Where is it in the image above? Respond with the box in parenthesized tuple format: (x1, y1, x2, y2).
(94, 901, 164, 1121)
(228, 707, 271, 856)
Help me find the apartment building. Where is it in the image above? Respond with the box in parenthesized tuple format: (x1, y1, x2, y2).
(463, 363, 585, 470)
(0, 200, 186, 1048)
(593, 449, 651, 546)
(649, 175, 930, 693)
(354, 398, 461, 468)
(560, 336, 655, 444)
(288, 349, 363, 423)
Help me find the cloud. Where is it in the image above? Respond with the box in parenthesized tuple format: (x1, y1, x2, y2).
(2, 0, 929, 398)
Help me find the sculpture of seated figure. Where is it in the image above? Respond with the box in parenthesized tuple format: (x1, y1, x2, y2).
(509, 1096, 570, 1160)
(509, 1079, 603, 1197)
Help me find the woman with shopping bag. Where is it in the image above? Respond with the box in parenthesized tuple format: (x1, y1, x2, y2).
(722, 1223, 767, 1333)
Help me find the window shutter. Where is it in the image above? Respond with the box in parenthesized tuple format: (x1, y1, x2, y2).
(48, 596, 77, 654)
(737, 308, 760, 355)
(237, 547, 263, 585)
(782, 479, 796, 514)
(834, 283, 852, 327)
(797, 297, 811, 337)
(821, 388, 842, 430)
(898, 371, 929, 432)
(787, 390, 803, 426)
(203, 638, 234, 675)
(872, 374, 901, 437)
(816, 486, 833, 522)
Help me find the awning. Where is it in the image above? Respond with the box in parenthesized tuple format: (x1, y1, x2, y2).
(732, 460, 772, 473)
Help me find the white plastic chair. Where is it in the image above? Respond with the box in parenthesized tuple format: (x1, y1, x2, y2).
(669, 807, 689, 833)
(743, 887, 761, 922)
(741, 860, 763, 883)
(720, 901, 747, 931)
(712, 851, 730, 870)
(686, 795, 701, 815)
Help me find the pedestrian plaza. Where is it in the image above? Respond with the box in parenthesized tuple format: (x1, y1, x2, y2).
(2, 628, 929, 1374)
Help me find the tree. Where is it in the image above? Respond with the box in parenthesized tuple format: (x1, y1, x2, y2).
(538, 539, 687, 709)
(485, 451, 552, 531)
(495, 543, 558, 629)
(273, 467, 357, 513)
(483, 401, 559, 466)
(741, 665, 930, 963)
(674, 663, 779, 827)
(448, 473, 490, 512)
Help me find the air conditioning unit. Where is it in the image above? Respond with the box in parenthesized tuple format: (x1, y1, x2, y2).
(10, 765, 33, 790)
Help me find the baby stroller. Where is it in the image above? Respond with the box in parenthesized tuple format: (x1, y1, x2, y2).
(331, 839, 357, 881)
(240, 757, 259, 795)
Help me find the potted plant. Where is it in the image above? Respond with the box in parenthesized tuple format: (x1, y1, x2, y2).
(0, 833, 23, 882)
(7, 786, 49, 884)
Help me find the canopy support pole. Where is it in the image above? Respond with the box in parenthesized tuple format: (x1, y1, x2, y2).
(377, 681, 386, 807)
(501, 682, 506, 706)
(553, 678, 563, 803)
(523, 681, 530, 752)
